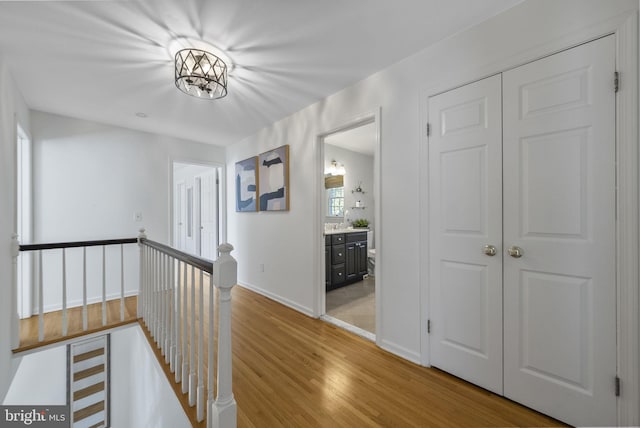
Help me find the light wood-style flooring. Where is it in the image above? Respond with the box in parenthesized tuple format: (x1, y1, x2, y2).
(230, 286, 564, 428)
(16, 296, 138, 352)
(18, 283, 565, 427)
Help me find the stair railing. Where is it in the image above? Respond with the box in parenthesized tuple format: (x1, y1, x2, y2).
(138, 229, 237, 428)
(12, 235, 138, 346)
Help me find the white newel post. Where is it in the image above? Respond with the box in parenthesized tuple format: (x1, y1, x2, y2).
(211, 243, 237, 428)
(137, 228, 146, 319)
(11, 234, 20, 349)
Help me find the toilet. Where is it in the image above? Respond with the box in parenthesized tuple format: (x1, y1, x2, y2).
(367, 230, 375, 276)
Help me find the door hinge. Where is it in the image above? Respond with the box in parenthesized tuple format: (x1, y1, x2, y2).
(615, 376, 621, 396)
(426, 123, 431, 137)
(427, 319, 431, 334)
(614, 71, 620, 93)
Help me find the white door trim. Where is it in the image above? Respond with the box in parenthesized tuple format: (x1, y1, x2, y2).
(314, 108, 382, 345)
(169, 158, 227, 248)
(420, 12, 639, 426)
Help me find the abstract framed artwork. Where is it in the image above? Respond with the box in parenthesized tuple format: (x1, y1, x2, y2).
(258, 145, 290, 211)
(235, 156, 259, 212)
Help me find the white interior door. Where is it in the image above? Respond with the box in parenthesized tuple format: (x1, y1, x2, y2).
(199, 171, 218, 260)
(502, 35, 617, 426)
(428, 74, 503, 394)
(175, 182, 186, 250)
(195, 177, 202, 256)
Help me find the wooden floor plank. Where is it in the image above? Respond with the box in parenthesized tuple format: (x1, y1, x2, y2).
(146, 283, 566, 428)
(20, 273, 566, 427)
(16, 296, 138, 352)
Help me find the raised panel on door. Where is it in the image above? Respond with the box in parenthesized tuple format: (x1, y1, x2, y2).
(502, 36, 616, 427)
(428, 74, 503, 394)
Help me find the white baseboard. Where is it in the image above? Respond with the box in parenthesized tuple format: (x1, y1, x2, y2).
(379, 338, 422, 365)
(34, 290, 139, 315)
(237, 282, 315, 318)
(320, 315, 375, 342)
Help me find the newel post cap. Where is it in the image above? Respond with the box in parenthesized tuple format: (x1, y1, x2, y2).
(137, 228, 147, 244)
(215, 243, 237, 290)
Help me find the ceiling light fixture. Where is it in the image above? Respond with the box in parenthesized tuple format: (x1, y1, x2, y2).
(175, 48, 228, 100)
(325, 160, 346, 176)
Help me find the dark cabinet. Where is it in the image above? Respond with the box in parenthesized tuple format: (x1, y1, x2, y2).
(325, 235, 331, 288)
(325, 231, 367, 291)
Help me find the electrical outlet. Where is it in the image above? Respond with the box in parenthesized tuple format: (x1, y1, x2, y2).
(134, 212, 143, 222)
(260, 263, 265, 273)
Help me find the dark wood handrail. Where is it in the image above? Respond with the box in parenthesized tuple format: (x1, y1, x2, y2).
(140, 238, 213, 274)
(19, 237, 138, 252)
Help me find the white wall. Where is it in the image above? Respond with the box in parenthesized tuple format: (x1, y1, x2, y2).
(4, 326, 190, 428)
(0, 54, 31, 401)
(111, 326, 190, 428)
(3, 344, 66, 406)
(30, 111, 226, 312)
(324, 144, 374, 228)
(226, 0, 639, 363)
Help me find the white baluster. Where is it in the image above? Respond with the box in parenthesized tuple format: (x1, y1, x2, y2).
(148, 248, 153, 335)
(197, 268, 205, 422)
(157, 251, 162, 348)
(142, 245, 147, 326)
(121, 243, 125, 322)
(137, 228, 146, 319)
(156, 249, 161, 341)
(170, 257, 176, 373)
(207, 269, 215, 428)
(182, 261, 189, 394)
(158, 251, 164, 355)
(102, 246, 106, 326)
(145, 245, 149, 324)
(152, 248, 157, 339)
(82, 247, 87, 331)
(38, 250, 44, 342)
(164, 254, 170, 363)
(11, 234, 19, 349)
(62, 248, 67, 336)
(158, 251, 165, 355)
(175, 260, 182, 383)
(189, 264, 196, 406)
(212, 243, 237, 428)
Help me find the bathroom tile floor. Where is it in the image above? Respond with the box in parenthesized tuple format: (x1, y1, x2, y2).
(326, 276, 375, 333)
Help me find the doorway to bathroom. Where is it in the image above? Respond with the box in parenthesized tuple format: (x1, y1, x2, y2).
(318, 114, 380, 341)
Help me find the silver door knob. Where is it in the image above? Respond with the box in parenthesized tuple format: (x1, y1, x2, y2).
(483, 245, 497, 256)
(508, 246, 524, 258)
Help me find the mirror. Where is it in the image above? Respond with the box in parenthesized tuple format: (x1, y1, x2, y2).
(324, 122, 375, 228)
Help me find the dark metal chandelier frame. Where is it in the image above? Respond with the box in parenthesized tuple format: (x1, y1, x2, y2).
(175, 48, 228, 100)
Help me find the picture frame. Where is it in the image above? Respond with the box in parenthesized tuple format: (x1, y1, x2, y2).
(235, 156, 259, 212)
(258, 145, 290, 211)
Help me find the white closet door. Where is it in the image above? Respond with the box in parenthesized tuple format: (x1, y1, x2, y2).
(503, 36, 617, 426)
(428, 74, 503, 394)
(200, 171, 218, 260)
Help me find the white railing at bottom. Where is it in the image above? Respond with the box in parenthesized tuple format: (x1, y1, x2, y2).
(12, 234, 139, 347)
(138, 229, 237, 428)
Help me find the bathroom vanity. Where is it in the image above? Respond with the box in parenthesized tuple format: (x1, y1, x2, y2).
(325, 229, 368, 291)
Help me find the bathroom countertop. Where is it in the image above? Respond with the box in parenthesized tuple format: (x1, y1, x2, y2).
(324, 228, 369, 235)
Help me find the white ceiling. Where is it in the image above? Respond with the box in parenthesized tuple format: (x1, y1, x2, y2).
(0, 0, 523, 147)
(325, 122, 376, 157)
